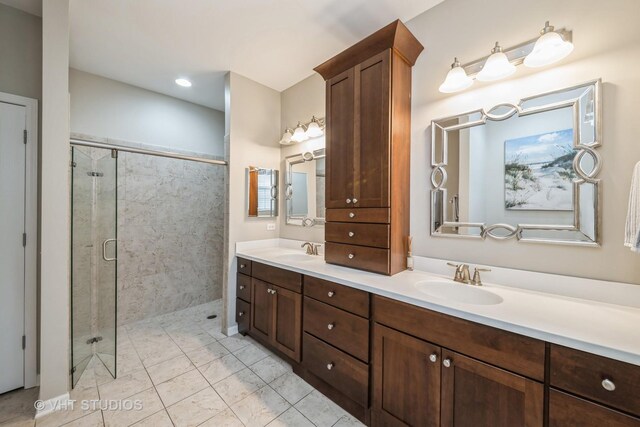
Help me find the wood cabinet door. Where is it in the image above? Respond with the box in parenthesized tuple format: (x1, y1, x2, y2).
(326, 68, 355, 209)
(354, 50, 390, 208)
(372, 324, 441, 427)
(549, 389, 640, 427)
(441, 350, 544, 427)
(272, 285, 302, 362)
(250, 278, 272, 343)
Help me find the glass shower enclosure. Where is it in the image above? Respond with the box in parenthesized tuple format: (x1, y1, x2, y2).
(70, 146, 117, 387)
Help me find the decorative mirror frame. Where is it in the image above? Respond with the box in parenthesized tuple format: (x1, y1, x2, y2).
(285, 148, 326, 227)
(430, 79, 602, 246)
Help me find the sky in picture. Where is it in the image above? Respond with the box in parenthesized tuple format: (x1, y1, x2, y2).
(505, 129, 574, 164)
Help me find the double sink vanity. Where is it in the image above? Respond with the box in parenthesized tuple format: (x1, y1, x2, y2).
(235, 241, 640, 427)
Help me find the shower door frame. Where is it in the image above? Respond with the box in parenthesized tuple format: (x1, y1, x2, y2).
(0, 91, 39, 389)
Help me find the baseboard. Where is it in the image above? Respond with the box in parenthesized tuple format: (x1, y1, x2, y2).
(225, 325, 239, 336)
(35, 392, 71, 419)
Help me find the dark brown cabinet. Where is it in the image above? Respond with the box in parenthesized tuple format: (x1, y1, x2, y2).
(272, 284, 302, 361)
(250, 278, 273, 343)
(549, 390, 640, 427)
(316, 20, 423, 276)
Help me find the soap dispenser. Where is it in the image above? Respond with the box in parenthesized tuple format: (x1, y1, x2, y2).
(407, 236, 414, 271)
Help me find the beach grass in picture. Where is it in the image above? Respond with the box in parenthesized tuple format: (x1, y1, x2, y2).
(504, 129, 576, 210)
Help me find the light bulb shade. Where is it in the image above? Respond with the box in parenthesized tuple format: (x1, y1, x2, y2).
(279, 129, 293, 145)
(439, 65, 474, 93)
(291, 123, 308, 142)
(306, 120, 324, 138)
(524, 31, 574, 68)
(476, 51, 516, 82)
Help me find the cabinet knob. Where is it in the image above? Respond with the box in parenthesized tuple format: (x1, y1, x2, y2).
(272, 289, 277, 295)
(443, 358, 452, 368)
(602, 378, 616, 392)
(348, 231, 355, 237)
(352, 198, 358, 204)
(238, 311, 244, 317)
(239, 285, 245, 290)
(348, 253, 355, 259)
(267, 288, 272, 294)
(349, 212, 355, 218)
(327, 291, 335, 298)
(327, 323, 335, 330)
(327, 363, 334, 371)
(429, 353, 437, 363)
(346, 198, 352, 204)
(240, 264, 246, 268)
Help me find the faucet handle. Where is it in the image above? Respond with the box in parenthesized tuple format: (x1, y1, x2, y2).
(446, 262, 461, 268)
(471, 267, 491, 286)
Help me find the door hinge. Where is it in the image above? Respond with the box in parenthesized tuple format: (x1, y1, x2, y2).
(22, 335, 26, 349)
(23, 129, 27, 144)
(70, 366, 76, 374)
(22, 233, 26, 247)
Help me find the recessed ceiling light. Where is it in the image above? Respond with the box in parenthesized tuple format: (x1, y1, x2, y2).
(175, 78, 192, 87)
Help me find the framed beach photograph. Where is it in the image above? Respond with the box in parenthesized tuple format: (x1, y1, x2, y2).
(504, 129, 576, 211)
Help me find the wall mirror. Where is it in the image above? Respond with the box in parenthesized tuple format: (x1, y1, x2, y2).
(285, 149, 326, 226)
(247, 166, 278, 217)
(430, 79, 601, 246)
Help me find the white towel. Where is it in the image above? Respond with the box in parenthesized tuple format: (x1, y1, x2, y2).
(624, 162, 640, 252)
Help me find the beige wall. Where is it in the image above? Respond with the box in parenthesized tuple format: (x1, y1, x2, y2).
(69, 69, 225, 156)
(279, 74, 326, 243)
(277, 0, 640, 284)
(40, 0, 70, 401)
(224, 72, 281, 331)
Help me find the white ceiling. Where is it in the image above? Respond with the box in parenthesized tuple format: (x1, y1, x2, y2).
(69, 0, 443, 111)
(0, 0, 42, 16)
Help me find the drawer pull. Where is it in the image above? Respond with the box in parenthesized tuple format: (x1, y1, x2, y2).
(239, 285, 245, 290)
(443, 358, 452, 368)
(327, 291, 335, 298)
(429, 353, 437, 363)
(352, 198, 358, 204)
(327, 323, 335, 330)
(346, 198, 352, 204)
(602, 378, 616, 391)
(267, 288, 277, 295)
(348, 253, 355, 259)
(327, 363, 334, 371)
(349, 212, 355, 218)
(238, 311, 244, 317)
(240, 264, 246, 269)
(348, 231, 355, 237)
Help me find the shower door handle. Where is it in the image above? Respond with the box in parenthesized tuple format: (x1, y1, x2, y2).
(102, 238, 117, 262)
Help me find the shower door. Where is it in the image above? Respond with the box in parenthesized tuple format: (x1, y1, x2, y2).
(71, 146, 117, 387)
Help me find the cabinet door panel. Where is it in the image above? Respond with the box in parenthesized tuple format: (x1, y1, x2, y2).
(236, 298, 250, 335)
(441, 350, 543, 427)
(372, 324, 440, 427)
(549, 389, 640, 427)
(250, 278, 272, 342)
(272, 285, 302, 362)
(326, 68, 355, 209)
(355, 50, 390, 208)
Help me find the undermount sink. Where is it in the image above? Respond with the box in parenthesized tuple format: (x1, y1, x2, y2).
(414, 279, 503, 305)
(273, 253, 318, 262)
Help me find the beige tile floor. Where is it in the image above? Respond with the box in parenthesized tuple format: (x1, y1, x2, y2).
(0, 300, 364, 427)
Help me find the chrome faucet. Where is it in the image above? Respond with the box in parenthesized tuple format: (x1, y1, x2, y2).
(301, 242, 320, 255)
(447, 262, 471, 284)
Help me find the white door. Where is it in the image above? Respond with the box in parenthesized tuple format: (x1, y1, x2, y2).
(0, 101, 26, 393)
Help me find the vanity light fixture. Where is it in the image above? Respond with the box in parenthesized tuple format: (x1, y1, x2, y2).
(476, 42, 516, 82)
(291, 122, 309, 143)
(524, 21, 574, 68)
(279, 116, 325, 144)
(438, 21, 573, 93)
(439, 58, 474, 93)
(175, 78, 192, 87)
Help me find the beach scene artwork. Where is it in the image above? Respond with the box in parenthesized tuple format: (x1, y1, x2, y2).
(504, 129, 576, 210)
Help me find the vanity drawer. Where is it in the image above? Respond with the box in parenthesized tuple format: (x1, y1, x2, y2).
(236, 298, 250, 335)
(252, 261, 302, 293)
(236, 273, 251, 303)
(302, 332, 369, 406)
(326, 222, 390, 248)
(326, 208, 390, 223)
(304, 275, 370, 318)
(304, 297, 369, 362)
(237, 257, 252, 276)
(549, 389, 640, 427)
(325, 242, 390, 275)
(550, 344, 640, 416)
(372, 295, 545, 381)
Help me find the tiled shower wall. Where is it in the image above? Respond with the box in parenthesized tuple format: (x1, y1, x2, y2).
(117, 152, 225, 325)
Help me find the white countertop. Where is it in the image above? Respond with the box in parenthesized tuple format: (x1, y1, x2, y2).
(236, 240, 640, 367)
